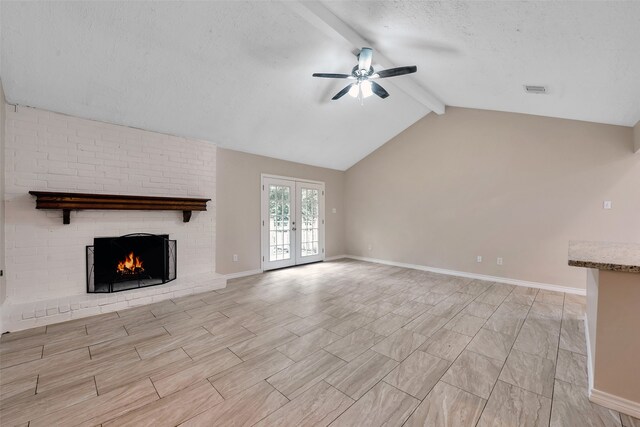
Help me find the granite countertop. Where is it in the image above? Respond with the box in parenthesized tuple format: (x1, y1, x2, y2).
(568, 241, 640, 273)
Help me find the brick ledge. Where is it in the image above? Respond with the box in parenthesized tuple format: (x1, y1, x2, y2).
(0, 272, 226, 333)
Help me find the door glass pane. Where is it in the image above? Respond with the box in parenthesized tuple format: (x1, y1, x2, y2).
(300, 188, 319, 257)
(269, 185, 291, 261)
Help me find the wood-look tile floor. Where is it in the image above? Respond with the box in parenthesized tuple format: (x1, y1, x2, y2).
(1, 259, 638, 426)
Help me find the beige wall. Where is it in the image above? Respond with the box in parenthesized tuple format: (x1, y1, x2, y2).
(634, 120, 640, 153)
(586, 268, 598, 378)
(0, 79, 6, 308)
(594, 270, 640, 403)
(216, 148, 345, 275)
(345, 107, 639, 289)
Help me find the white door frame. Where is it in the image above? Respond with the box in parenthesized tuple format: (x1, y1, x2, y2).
(261, 174, 326, 271)
(261, 176, 297, 270)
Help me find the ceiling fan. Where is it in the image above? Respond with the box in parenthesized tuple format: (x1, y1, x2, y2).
(313, 47, 417, 101)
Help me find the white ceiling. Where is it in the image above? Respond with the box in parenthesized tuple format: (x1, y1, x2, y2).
(2, 1, 640, 171)
(324, 1, 640, 128)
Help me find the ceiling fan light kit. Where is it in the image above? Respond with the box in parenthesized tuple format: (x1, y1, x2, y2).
(313, 47, 417, 101)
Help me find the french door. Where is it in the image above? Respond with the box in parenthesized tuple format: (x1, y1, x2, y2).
(261, 175, 325, 271)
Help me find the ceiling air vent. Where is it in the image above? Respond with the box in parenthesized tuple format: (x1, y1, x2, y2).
(524, 85, 547, 94)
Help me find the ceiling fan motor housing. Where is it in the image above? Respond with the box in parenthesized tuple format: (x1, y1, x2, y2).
(352, 65, 375, 77)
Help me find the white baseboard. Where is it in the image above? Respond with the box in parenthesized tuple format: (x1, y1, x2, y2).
(224, 269, 263, 280)
(590, 388, 640, 419)
(343, 255, 586, 295)
(584, 315, 595, 393)
(221, 254, 585, 296)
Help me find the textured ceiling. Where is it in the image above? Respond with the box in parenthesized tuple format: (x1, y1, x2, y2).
(2, 1, 639, 171)
(324, 1, 640, 127)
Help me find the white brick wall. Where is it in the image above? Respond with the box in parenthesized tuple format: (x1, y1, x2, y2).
(2, 105, 224, 332)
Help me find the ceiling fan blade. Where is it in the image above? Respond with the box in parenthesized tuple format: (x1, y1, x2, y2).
(358, 47, 373, 71)
(374, 66, 417, 78)
(312, 73, 352, 79)
(332, 83, 355, 100)
(370, 81, 389, 99)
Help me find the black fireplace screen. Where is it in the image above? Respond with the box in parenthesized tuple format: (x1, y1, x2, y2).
(86, 233, 176, 293)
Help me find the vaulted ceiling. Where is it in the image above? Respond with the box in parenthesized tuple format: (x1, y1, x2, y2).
(2, 1, 640, 170)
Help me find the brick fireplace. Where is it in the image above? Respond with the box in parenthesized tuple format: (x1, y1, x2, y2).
(1, 105, 225, 332)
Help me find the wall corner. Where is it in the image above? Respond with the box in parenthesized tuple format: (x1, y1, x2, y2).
(1, 77, 7, 319)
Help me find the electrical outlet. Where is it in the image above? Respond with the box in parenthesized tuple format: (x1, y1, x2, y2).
(476, 256, 482, 263)
(497, 257, 503, 265)
(368, 244, 372, 251)
(233, 254, 239, 262)
(603, 201, 612, 209)
(332, 208, 337, 214)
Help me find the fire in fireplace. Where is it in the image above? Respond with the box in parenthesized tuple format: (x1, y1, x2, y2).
(86, 233, 176, 293)
(117, 251, 145, 275)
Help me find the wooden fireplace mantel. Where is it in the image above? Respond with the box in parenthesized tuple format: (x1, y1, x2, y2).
(29, 191, 210, 224)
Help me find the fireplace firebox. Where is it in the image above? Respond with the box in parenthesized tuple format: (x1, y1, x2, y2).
(86, 233, 176, 293)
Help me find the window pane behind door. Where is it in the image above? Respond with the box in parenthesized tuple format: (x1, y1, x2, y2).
(269, 185, 291, 261)
(300, 188, 319, 257)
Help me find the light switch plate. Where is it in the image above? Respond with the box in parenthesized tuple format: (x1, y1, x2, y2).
(603, 201, 612, 209)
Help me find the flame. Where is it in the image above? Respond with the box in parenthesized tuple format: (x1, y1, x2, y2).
(117, 251, 144, 274)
